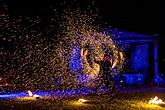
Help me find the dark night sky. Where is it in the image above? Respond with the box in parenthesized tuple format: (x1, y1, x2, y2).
(3, 0, 164, 38)
(97, 1, 164, 36)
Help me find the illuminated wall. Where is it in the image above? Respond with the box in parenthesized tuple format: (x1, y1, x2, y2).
(69, 46, 89, 85)
(131, 44, 148, 74)
(69, 46, 82, 72)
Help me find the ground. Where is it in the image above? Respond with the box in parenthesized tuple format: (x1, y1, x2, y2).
(0, 86, 165, 110)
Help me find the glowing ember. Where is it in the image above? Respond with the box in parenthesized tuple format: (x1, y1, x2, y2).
(27, 90, 40, 98)
(78, 99, 88, 103)
(33, 94, 40, 98)
(27, 90, 33, 97)
(149, 96, 164, 104)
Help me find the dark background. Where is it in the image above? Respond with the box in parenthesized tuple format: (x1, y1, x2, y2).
(1, 0, 165, 73)
(3, 0, 164, 37)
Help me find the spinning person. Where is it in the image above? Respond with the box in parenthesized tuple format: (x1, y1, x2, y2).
(81, 48, 118, 95)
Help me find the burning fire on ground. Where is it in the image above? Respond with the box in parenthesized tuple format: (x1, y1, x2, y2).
(17, 90, 40, 100)
(77, 98, 88, 103)
(148, 96, 165, 104)
(27, 90, 40, 98)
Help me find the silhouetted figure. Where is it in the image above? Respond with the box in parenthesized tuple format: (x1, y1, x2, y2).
(94, 54, 116, 95)
(81, 48, 118, 96)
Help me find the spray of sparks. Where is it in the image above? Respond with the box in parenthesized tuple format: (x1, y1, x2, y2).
(0, 4, 124, 91)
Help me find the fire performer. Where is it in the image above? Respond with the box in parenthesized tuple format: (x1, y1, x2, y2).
(81, 48, 118, 96)
(95, 51, 117, 96)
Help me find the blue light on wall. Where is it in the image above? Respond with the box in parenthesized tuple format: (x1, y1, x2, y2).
(121, 74, 145, 85)
(69, 46, 82, 72)
(105, 29, 152, 40)
(131, 44, 148, 74)
(69, 46, 89, 84)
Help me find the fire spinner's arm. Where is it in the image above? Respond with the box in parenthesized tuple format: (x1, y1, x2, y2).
(80, 48, 100, 75)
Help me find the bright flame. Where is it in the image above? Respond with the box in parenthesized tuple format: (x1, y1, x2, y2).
(27, 90, 33, 97)
(33, 94, 40, 97)
(27, 90, 40, 98)
(78, 99, 88, 103)
(149, 96, 164, 104)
